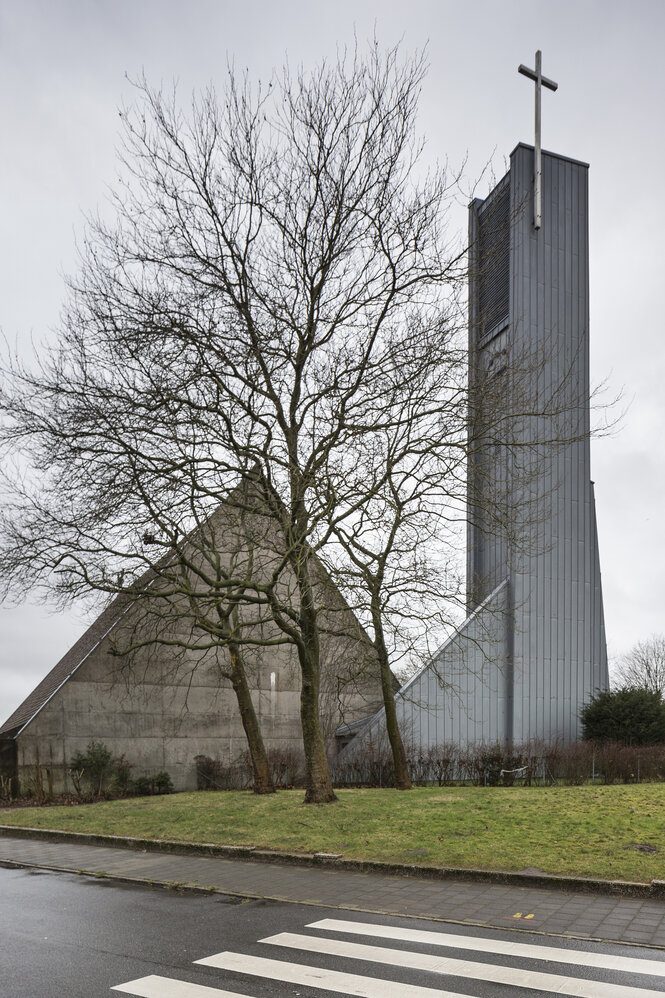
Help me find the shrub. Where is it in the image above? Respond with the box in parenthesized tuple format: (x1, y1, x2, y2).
(266, 747, 306, 788)
(132, 775, 153, 796)
(331, 736, 395, 787)
(510, 739, 551, 785)
(131, 771, 174, 796)
(70, 741, 115, 795)
(153, 771, 174, 794)
(67, 766, 86, 799)
(581, 687, 665, 745)
(546, 740, 593, 784)
(426, 743, 459, 786)
(408, 753, 432, 786)
(0, 773, 13, 802)
(460, 743, 505, 786)
(67, 744, 172, 798)
(194, 755, 224, 790)
(194, 754, 252, 790)
(405, 744, 459, 787)
(112, 754, 133, 794)
(632, 744, 665, 782)
(23, 763, 53, 801)
(499, 747, 527, 787)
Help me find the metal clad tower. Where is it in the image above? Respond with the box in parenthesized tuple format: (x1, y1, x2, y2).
(338, 53, 608, 755)
(466, 141, 609, 743)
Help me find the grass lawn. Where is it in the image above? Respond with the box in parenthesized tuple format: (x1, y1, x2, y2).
(2, 784, 664, 883)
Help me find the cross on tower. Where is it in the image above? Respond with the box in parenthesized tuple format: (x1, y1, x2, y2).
(518, 50, 558, 230)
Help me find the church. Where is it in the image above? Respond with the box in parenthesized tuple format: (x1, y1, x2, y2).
(0, 54, 609, 793)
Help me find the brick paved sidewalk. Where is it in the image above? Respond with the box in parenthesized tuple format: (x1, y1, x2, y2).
(2, 832, 665, 948)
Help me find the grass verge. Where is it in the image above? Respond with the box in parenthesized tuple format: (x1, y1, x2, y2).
(2, 784, 665, 883)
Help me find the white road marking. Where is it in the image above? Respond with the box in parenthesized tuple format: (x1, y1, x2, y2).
(111, 975, 254, 997)
(307, 916, 665, 978)
(195, 951, 474, 998)
(259, 930, 665, 998)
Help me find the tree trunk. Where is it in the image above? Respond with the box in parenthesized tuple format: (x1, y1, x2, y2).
(371, 603, 412, 790)
(296, 555, 337, 804)
(299, 650, 337, 803)
(229, 643, 275, 794)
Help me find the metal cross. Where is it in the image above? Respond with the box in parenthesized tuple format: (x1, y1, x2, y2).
(518, 50, 558, 230)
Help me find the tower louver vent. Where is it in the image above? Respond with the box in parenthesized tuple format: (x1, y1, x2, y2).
(477, 178, 510, 338)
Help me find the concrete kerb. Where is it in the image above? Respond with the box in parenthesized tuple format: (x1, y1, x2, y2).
(2, 823, 663, 900)
(7, 853, 665, 954)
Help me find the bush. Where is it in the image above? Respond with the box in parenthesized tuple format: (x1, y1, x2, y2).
(194, 755, 225, 790)
(548, 741, 594, 784)
(131, 771, 174, 796)
(581, 687, 665, 745)
(70, 741, 115, 795)
(331, 735, 395, 788)
(631, 744, 665, 782)
(265, 747, 306, 788)
(425, 743, 459, 786)
(0, 773, 13, 802)
(334, 738, 551, 788)
(68, 743, 172, 798)
(510, 739, 551, 786)
(132, 775, 153, 796)
(111, 754, 133, 794)
(460, 743, 507, 786)
(153, 771, 174, 794)
(194, 754, 253, 790)
(406, 752, 431, 786)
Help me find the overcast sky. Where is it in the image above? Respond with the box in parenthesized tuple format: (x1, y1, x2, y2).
(1, 0, 664, 723)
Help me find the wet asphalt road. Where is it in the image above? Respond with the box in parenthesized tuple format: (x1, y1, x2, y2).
(3, 864, 665, 998)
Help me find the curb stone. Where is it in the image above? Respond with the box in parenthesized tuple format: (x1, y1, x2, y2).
(1, 823, 662, 899)
(6, 854, 665, 953)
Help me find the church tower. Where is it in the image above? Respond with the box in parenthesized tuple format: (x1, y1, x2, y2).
(344, 54, 608, 753)
(465, 140, 608, 744)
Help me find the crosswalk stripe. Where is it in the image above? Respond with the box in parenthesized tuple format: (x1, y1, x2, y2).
(195, 951, 474, 998)
(307, 916, 665, 978)
(259, 930, 665, 998)
(111, 974, 255, 997)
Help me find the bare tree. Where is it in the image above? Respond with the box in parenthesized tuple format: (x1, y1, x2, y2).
(120, 497, 281, 795)
(613, 636, 665, 695)
(317, 287, 599, 788)
(319, 319, 469, 789)
(0, 42, 465, 803)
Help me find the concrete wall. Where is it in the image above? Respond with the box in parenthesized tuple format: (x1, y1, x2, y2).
(16, 615, 382, 793)
(14, 513, 384, 794)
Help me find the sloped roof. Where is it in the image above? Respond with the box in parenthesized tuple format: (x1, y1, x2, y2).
(0, 484, 385, 740)
(0, 509, 188, 741)
(0, 593, 133, 739)
(0, 498, 248, 740)
(334, 579, 509, 759)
